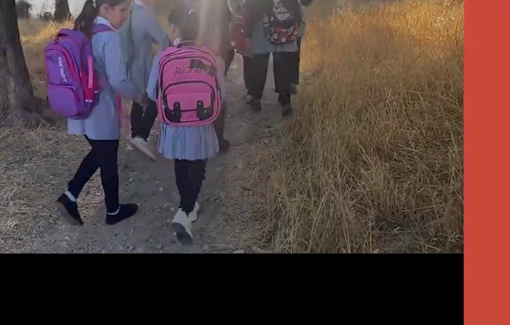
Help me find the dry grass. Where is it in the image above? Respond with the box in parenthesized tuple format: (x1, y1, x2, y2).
(1, 20, 100, 252)
(239, 0, 464, 253)
(0, 127, 106, 252)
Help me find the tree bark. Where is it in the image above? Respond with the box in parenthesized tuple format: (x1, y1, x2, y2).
(0, 0, 44, 126)
(54, 0, 72, 22)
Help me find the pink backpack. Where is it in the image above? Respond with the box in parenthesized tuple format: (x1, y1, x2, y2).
(156, 45, 222, 127)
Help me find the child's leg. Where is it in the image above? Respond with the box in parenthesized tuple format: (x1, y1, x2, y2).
(57, 136, 99, 225)
(188, 159, 207, 209)
(273, 51, 295, 116)
(213, 101, 230, 153)
(173, 159, 206, 217)
(67, 137, 99, 201)
(91, 139, 138, 225)
(243, 55, 253, 93)
(273, 51, 294, 96)
(174, 159, 192, 213)
(172, 159, 195, 244)
(224, 48, 236, 77)
(294, 37, 302, 86)
(92, 139, 120, 214)
(248, 53, 270, 111)
(138, 99, 158, 141)
(130, 101, 144, 139)
(57, 137, 137, 225)
(130, 100, 156, 160)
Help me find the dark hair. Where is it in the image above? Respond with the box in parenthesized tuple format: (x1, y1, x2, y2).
(168, 4, 200, 41)
(74, 0, 128, 38)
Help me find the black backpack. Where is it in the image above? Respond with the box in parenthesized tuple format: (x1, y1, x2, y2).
(262, 0, 300, 45)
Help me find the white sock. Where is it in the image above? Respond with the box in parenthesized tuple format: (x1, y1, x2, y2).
(64, 191, 76, 202)
(107, 207, 120, 215)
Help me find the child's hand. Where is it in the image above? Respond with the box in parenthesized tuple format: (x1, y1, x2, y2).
(136, 93, 150, 107)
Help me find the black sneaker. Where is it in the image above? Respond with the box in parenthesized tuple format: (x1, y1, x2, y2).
(218, 138, 231, 153)
(290, 84, 298, 95)
(105, 204, 138, 225)
(282, 103, 293, 117)
(248, 98, 262, 112)
(55, 194, 84, 225)
(278, 93, 292, 105)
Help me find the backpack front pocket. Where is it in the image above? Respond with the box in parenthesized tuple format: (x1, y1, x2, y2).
(161, 82, 215, 124)
(47, 84, 83, 119)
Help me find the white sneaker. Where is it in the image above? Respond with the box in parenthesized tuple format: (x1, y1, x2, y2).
(130, 137, 156, 161)
(171, 209, 193, 245)
(189, 202, 199, 222)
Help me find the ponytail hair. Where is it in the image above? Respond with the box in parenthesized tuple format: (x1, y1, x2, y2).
(74, 0, 128, 38)
(74, 0, 97, 38)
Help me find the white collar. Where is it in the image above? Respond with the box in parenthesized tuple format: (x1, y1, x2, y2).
(95, 16, 115, 30)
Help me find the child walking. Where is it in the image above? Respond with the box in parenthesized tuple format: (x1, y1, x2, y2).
(192, 0, 233, 153)
(291, 3, 308, 94)
(52, 0, 147, 225)
(119, 0, 170, 159)
(229, 0, 253, 101)
(243, 0, 313, 116)
(146, 6, 226, 244)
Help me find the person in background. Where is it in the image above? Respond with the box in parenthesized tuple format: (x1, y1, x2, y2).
(215, 0, 234, 152)
(291, 3, 308, 94)
(229, 0, 253, 101)
(183, 0, 234, 77)
(220, 0, 236, 76)
(119, 0, 169, 159)
(243, 0, 313, 116)
(146, 6, 226, 244)
(56, 0, 147, 226)
(189, 0, 233, 153)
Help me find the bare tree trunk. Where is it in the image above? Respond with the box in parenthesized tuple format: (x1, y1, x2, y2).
(0, 0, 45, 127)
(54, 0, 72, 22)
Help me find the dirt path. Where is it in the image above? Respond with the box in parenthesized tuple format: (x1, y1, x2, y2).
(25, 55, 280, 253)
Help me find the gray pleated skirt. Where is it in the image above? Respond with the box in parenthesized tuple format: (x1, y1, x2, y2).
(157, 123, 219, 161)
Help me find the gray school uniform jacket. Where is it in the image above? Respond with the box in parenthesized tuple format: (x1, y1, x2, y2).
(68, 18, 144, 140)
(119, 0, 170, 91)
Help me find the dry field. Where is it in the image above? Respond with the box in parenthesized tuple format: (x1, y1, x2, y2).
(238, 0, 464, 253)
(0, 0, 463, 253)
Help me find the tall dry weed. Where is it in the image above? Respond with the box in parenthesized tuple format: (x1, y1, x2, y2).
(248, 0, 463, 253)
